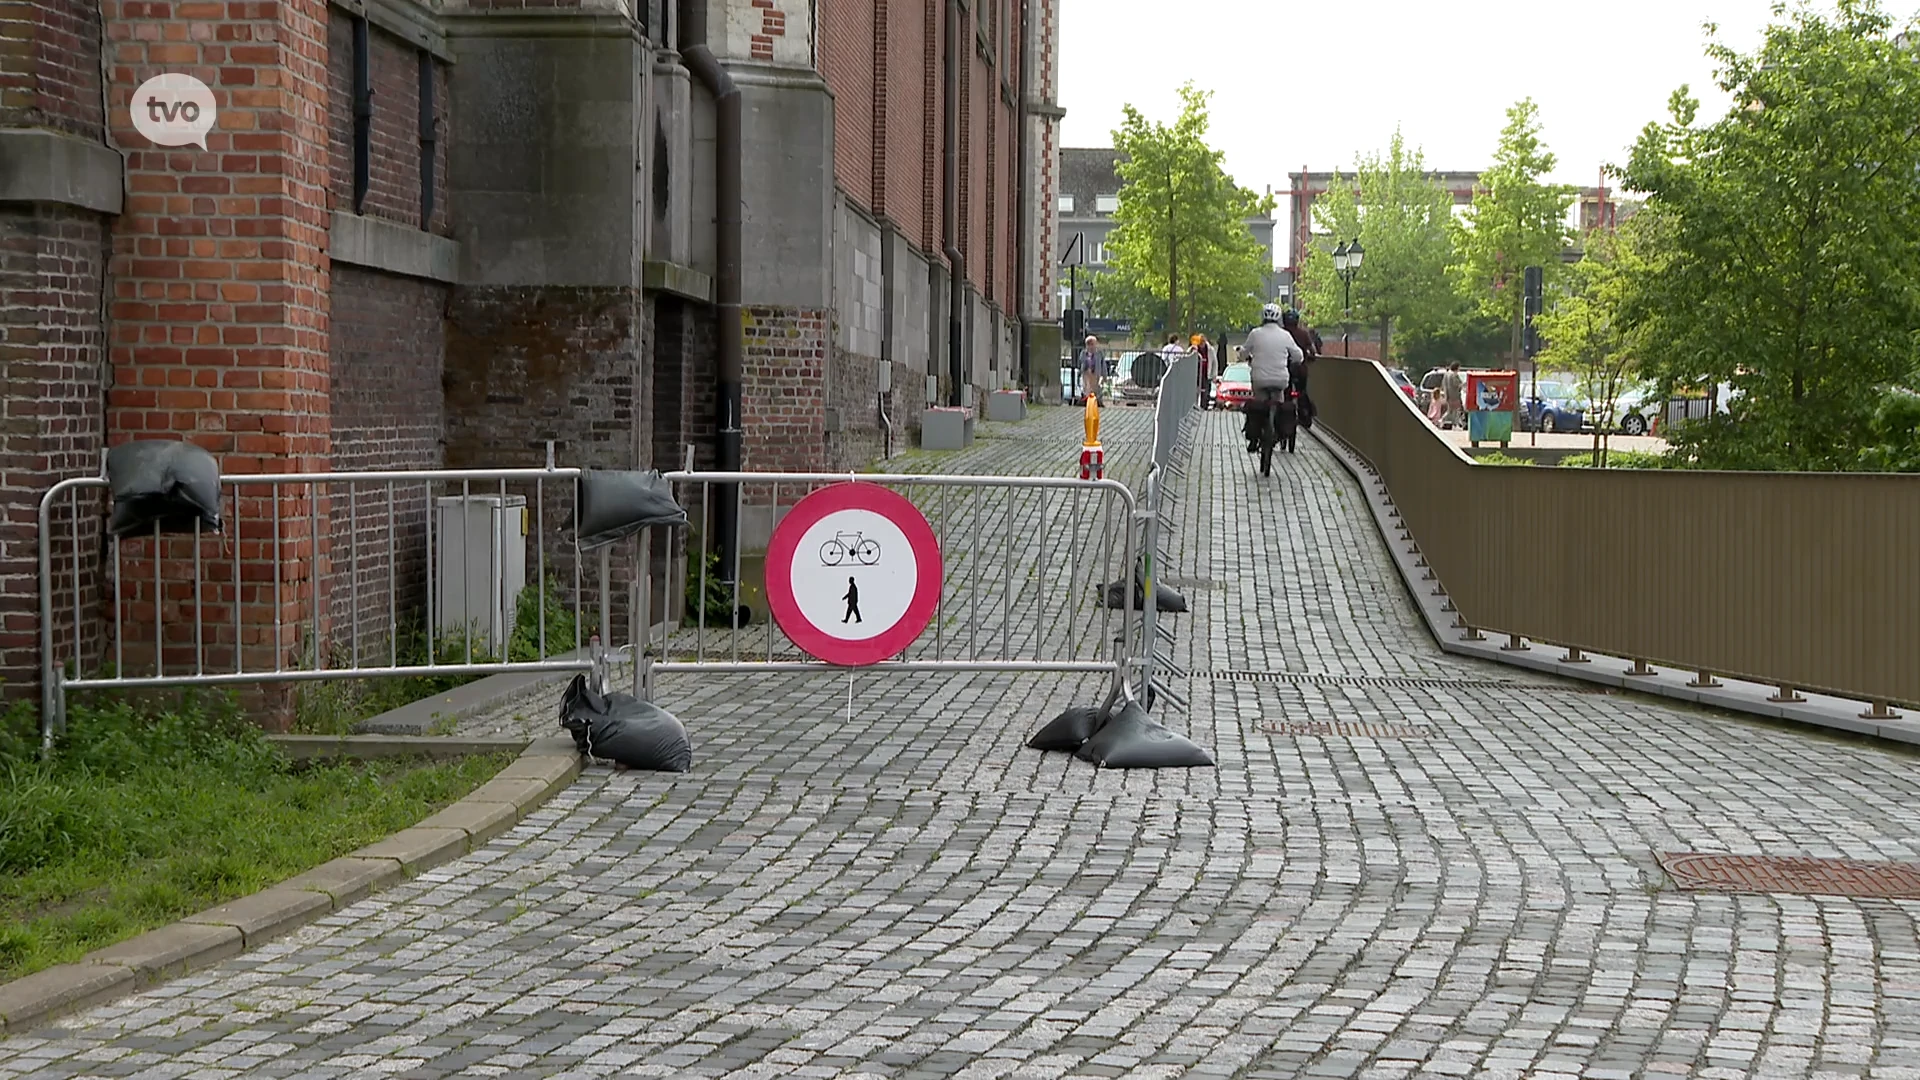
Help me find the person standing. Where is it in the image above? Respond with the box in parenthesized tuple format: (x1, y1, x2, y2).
(1281, 310, 1319, 430)
(1192, 334, 1213, 407)
(1442, 362, 1466, 429)
(1078, 335, 1105, 406)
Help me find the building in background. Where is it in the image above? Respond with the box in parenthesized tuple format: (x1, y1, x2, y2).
(0, 0, 1063, 704)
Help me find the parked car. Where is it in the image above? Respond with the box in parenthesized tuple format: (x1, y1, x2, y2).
(1211, 362, 1253, 410)
(1612, 387, 1656, 435)
(1387, 368, 1417, 401)
(1416, 369, 1446, 412)
(1519, 379, 1585, 433)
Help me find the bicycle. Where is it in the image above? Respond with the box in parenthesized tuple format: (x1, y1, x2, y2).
(819, 531, 882, 566)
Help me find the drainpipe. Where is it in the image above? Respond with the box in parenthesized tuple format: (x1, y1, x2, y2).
(1013, 0, 1033, 390)
(943, 0, 964, 407)
(680, 0, 744, 579)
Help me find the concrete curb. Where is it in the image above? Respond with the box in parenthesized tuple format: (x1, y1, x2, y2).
(266, 734, 533, 761)
(0, 735, 582, 1036)
(1310, 426, 1919, 746)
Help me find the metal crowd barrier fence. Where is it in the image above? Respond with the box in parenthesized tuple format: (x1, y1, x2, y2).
(1136, 351, 1202, 712)
(36, 447, 637, 751)
(631, 471, 1142, 713)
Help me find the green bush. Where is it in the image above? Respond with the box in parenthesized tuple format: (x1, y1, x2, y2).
(295, 578, 581, 733)
(1470, 451, 1534, 466)
(1559, 449, 1673, 469)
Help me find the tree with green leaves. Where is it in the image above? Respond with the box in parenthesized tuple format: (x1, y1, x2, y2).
(1535, 216, 1666, 466)
(1106, 84, 1276, 337)
(1613, 0, 1920, 471)
(1452, 98, 1577, 364)
(1295, 131, 1464, 362)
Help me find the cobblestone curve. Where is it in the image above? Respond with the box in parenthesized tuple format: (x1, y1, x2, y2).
(7, 408, 1920, 1079)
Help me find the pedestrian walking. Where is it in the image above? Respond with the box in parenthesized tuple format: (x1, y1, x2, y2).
(1078, 335, 1105, 406)
(842, 577, 862, 624)
(1192, 334, 1213, 407)
(1442, 362, 1466, 429)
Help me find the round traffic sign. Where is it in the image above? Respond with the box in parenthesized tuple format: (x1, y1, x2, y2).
(765, 483, 942, 666)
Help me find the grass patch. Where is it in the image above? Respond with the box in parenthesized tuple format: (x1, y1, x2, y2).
(295, 580, 581, 734)
(0, 694, 511, 981)
(1558, 449, 1674, 469)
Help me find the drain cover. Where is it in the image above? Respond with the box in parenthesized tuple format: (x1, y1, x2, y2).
(1660, 853, 1920, 900)
(1163, 577, 1226, 590)
(1210, 670, 1568, 692)
(1261, 720, 1434, 738)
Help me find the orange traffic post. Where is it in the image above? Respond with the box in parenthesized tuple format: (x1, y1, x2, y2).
(1080, 395, 1103, 480)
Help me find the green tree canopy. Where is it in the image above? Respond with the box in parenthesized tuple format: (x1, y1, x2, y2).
(1536, 214, 1668, 464)
(1613, 0, 1920, 470)
(1451, 99, 1577, 361)
(1106, 84, 1276, 337)
(1296, 131, 1463, 361)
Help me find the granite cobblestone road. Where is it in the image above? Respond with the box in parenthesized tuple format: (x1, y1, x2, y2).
(7, 408, 1920, 1079)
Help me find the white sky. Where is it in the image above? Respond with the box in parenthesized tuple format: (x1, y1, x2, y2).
(1058, 0, 1810, 223)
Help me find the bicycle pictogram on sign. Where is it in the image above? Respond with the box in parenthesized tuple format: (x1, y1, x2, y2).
(819, 531, 881, 566)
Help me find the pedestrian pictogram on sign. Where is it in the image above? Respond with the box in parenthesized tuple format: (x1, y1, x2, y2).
(765, 484, 942, 666)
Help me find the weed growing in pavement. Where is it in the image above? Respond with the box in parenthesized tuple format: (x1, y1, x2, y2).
(0, 694, 508, 981)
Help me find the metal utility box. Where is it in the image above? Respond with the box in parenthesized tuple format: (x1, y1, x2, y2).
(434, 494, 528, 658)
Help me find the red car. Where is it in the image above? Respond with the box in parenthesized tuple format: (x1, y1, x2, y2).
(1211, 362, 1253, 410)
(1388, 368, 1417, 400)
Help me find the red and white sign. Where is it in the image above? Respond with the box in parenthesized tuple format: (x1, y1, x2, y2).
(765, 483, 942, 667)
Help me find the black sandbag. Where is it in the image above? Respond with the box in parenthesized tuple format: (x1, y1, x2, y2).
(576, 470, 688, 549)
(105, 440, 222, 538)
(1075, 701, 1214, 769)
(1100, 577, 1189, 613)
(557, 673, 692, 772)
(1027, 705, 1106, 752)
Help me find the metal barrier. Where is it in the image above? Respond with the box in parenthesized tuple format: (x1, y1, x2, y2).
(1136, 351, 1202, 711)
(36, 447, 638, 750)
(632, 471, 1142, 710)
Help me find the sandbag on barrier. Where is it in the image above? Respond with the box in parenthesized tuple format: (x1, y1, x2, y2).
(105, 440, 222, 538)
(1027, 705, 1106, 752)
(558, 673, 693, 772)
(1101, 575, 1188, 613)
(1073, 701, 1214, 769)
(575, 469, 688, 549)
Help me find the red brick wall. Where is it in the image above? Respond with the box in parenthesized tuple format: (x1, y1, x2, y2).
(740, 306, 828, 474)
(103, 0, 333, 681)
(0, 0, 105, 138)
(0, 206, 110, 694)
(879, 0, 925, 236)
(325, 11, 450, 233)
(820, 0, 873, 209)
(326, 265, 446, 644)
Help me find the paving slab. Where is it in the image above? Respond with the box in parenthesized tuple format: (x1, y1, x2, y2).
(5, 408, 1920, 1080)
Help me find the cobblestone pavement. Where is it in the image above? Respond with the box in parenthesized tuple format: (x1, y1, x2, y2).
(9, 408, 1920, 1079)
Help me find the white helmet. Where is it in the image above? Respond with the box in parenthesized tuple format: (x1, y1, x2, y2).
(1261, 303, 1285, 324)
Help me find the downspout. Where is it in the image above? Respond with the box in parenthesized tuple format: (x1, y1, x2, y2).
(680, 0, 744, 579)
(943, 0, 964, 407)
(1013, 0, 1032, 390)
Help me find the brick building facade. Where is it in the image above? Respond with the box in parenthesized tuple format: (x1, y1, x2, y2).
(0, 0, 1062, 705)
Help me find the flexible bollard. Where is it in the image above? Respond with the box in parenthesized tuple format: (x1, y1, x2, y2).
(1080, 396, 1103, 479)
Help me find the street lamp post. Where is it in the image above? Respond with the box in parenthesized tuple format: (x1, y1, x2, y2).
(1332, 238, 1363, 357)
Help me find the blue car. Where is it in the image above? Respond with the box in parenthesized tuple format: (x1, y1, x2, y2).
(1519, 379, 1585, 433)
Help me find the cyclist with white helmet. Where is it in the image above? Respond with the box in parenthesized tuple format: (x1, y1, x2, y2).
(1242, 303, 1304, 453)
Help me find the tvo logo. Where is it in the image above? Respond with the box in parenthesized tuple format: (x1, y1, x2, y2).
(131, 74, 217, 149)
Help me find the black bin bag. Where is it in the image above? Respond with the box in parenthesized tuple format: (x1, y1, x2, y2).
(1101, 571, 1188, 613)
(576, 470, 688, 550)
(106, 440, 222, 538)
(558, 673, 692, 772)
(1027, 704, 1106, 752)
(1073, 700, 1214, 769)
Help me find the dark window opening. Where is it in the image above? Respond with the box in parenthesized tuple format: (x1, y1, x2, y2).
(351, 15, 372, 214)
(418, 50, 436, 229)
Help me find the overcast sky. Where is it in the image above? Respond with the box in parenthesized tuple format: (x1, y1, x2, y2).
(1058, 0, 1814, 210)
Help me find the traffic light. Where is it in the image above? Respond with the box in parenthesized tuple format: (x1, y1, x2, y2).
(1522, 265, 1544, 359)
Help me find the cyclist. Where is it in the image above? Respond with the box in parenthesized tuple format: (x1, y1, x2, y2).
(1243, 303, 1303, 454)
(1281, 309, 1318, 429)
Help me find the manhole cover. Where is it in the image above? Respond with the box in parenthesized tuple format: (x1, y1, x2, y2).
(1163, 577, 1226, 590)
(1260, 720, 1434, 738)
(1659, 853, 1920, 900)
(1209, 670, 1568, 692)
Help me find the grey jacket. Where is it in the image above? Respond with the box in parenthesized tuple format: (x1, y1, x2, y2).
(1244, 323, 1304, 389)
